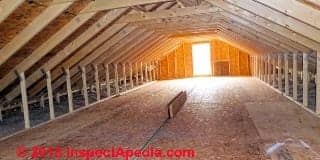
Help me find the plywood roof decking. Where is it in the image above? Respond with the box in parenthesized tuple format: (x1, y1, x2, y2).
(0, 0, 52, 49)
(1, 0, 320, 105)
(0, 0, 94, 78)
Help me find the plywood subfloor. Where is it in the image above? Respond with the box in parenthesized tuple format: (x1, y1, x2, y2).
(1, 77, 319, 159)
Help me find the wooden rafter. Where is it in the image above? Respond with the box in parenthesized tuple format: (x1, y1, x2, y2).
(82, 0, 174, 13)
(80, 34, 165, 84)
(4, 0, 320, 104)
(94, 30, 151, 65)
(0, 0, 76, 67)
(206, 0, 319, 51)
(0, 2, 97, 95)
(207, 0, 320, 47)
(24, 2, 174, 98)
(115, 36, 168, 63)
(27, 26, 137, 97)
(3, 9, 128, 101)
(117, 6, 221, 23)
(0, 0, 25, 24)
(254, 0, 320, 29)
(101, 32, 156, 64)
(218, 30, 272, 54)
(220, 12, 310, 52)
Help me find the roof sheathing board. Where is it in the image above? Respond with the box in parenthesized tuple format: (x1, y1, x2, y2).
(0, 0, 92, 78)
(26, 11, 109, 77)
(0, 0, 53, 49)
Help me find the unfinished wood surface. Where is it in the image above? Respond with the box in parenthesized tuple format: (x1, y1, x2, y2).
(0, 0, 25, 24)
(303, 53, 309, 107)
(284, 53, 289, 96)
(118, 6, 221, 23)
(0, 1, 75, 66)
(104, 64, 111, 97)
(224, 0, 320, 44)
(317, 52, 320, 114)
(129, 63, 134, 89)
(293, 53, 298, 100)
(93, 64, 101, 101)
(18, 72, 30, 129)
(2, 0, 320, 122)
(41, 26, 136, 94)
(114, 64, 120, 95)
(0, 9, 96, 95)
(254, 0, 320, 30)
(83, 0, 172, 13)
(278, 55, 283, 91)
(64, 68, 74, 113)
(168, 90, 187, 118)
(44, 70, 55, 120)
(3, 78, 320, 159)
(207, 0, 320, 51)
(4, 9, 128, 101)
(80, 66, 89, 106)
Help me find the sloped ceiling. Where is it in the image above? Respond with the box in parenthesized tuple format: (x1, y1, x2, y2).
(0, 0, 319, 104)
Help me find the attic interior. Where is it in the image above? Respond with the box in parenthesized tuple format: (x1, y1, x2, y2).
(1, 0, 320, 159)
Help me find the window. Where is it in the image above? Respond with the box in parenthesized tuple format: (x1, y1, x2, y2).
(192, 43, 212, 76)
